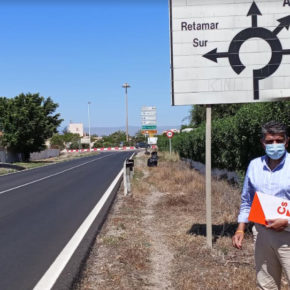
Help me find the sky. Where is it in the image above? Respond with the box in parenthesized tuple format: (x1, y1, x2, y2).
(0, 0, 191, 131)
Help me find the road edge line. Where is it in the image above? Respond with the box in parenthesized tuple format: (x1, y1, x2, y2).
(33, 167, 124, 290)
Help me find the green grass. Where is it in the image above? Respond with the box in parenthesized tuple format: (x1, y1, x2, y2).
(13, 162, 49, 169)
(11, 151, 100, 170)
(0, 168, 17, 175)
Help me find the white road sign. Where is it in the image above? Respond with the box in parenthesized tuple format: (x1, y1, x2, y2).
(141, 116, 157, 121)
(141, 111, 156, 116)
(142, 120, 157, 126)
(170, 0, 290, 105)
(148, 137, 158, 145)
(142, 106, 156, 111)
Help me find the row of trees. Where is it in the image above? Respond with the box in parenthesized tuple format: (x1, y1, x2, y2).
(50, 132, 84, 150)
(0, 93, 62, 161)
(92, 130, 146, 148)
(158, 101, 290, 172)
(50, 130, 147, 150)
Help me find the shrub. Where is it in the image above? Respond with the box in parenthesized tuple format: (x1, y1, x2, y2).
(157, 101, 290, 172)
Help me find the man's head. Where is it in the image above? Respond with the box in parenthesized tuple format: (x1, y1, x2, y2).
(261, 121, 289, 160)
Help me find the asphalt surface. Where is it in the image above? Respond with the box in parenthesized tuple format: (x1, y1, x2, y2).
(0, 151, 132, 290)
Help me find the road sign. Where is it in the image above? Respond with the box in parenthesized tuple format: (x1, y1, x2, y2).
(141, 111, 156, 116)
(142, 125, 157, 130)
(142, 120, 157, 125)
(141, 110, 156, 115)
(141, 130, 157, 135)
(169, 0, 290, 105)
(148, 137, 158, 145)
(141, 106, 157, 136)
(166, 130, 174, 138)
(141, 115, 157, 121)
(142, 106, 156, 111)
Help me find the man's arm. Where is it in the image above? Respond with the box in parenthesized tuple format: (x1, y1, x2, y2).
(233, 163, 254, 249)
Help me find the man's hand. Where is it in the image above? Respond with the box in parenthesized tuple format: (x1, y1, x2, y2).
(232, 223, 246, 250)
(266, 219, 288, 232)
(232, 231, 244, 249)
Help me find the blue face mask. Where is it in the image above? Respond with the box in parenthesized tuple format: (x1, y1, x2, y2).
(265, 143, 286, 160)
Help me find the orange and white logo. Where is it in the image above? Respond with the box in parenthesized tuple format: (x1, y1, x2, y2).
(248, 192, 290, 231)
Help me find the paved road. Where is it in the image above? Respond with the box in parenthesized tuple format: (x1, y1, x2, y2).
(0, 152, 132, 290)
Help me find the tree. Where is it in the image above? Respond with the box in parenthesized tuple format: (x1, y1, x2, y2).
(131, 130, 146, 144)
(50, 134, 65, 150)
(93, 130, 130, 148)
(50, 132, 81, 150)
(189, 104, 243, 127)
(0, 93, 63, 161)
(62, 132, 80, 144)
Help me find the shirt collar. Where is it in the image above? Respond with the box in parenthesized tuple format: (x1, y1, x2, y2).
(262, 151, 288, 172)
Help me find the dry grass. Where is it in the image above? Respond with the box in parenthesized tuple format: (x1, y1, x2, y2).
(0, 168, 17, 175)
(75, 162, 152, 290)
(76, 151, 288, 290)
(144, 153, 256, 289)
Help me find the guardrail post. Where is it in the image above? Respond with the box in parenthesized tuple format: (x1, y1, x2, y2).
(126, 166, 131, 193)
(124, 161, 128, 196)
(124, 159, 134, 196)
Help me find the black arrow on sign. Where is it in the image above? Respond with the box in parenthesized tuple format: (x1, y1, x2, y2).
(283, 49, 290, 55)
(273, 15, 290, 35)
(247, 1, 262, 28)
(202, 48, 229, 63)
(202, 1, 290, 101)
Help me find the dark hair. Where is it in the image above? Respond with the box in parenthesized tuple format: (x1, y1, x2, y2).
(261, 121, 288, 139)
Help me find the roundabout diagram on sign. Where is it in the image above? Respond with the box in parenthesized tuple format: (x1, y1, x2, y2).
(203, 1, 290, 100)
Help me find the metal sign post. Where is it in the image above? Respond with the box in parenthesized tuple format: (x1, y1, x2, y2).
(206, 105, 212, 248)
(166, 130, 174, 155)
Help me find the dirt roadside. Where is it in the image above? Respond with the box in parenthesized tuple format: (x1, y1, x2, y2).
(74, 152, 287, 290)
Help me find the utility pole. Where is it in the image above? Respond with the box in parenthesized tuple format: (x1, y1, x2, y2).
(88, 101, 91, 151)
(122, 83, 130, 142)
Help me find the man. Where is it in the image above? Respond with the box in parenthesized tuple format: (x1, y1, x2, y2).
(232, 120, 290, 290)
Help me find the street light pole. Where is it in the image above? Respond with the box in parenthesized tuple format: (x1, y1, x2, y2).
(88, 101, 91, 151)
(122, 83, 130, 142)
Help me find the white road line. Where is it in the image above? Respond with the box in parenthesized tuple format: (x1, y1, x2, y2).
(33, 167, 124, 290)
(0, 153, 115, 196)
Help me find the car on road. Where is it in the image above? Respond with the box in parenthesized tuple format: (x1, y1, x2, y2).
(135, 142, 150, 149)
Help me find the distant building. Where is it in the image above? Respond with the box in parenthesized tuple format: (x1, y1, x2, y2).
(67, 123, 84, 137)
(181, 128, 194, 133)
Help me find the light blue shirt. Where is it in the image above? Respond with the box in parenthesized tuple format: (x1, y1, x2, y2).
(238, 152, 290, 223)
